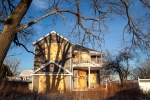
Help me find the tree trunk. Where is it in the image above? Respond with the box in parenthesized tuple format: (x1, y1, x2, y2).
(0, 0, 32, 67)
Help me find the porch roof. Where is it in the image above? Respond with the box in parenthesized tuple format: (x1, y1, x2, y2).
(73, 63, 104, 70)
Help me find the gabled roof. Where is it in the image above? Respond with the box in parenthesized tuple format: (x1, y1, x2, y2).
(33, 30, 103, 54)
(32, 31, 75, 45)
(32, 60, 73, 75)
(74, 44, 103, 54)
(19, 70, 33, 77)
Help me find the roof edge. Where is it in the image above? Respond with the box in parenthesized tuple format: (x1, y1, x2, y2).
(32, 30, 75, 45)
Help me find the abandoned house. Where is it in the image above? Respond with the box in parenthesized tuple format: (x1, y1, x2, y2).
(32, 31, 105, 93)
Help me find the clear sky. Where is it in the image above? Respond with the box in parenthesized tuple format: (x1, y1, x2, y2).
(6, 0, 148, 72)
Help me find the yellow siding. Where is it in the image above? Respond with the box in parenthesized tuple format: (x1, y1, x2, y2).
(49, 75, 64, 91)
(38, 76, 47, 93)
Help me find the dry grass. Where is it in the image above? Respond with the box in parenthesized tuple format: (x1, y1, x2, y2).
(0, 80, 34, 99)
(0, 81, 150, 100)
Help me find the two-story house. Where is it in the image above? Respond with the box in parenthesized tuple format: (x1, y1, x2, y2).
(32, 31, 105, 93)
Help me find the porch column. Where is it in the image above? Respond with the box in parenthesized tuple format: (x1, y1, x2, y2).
(96, 56, 97, 63)
(88, 67, 90, 88)
(99, 70, 101, 84)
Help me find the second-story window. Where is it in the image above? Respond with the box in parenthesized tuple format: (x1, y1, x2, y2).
(45, 43, 64, 61)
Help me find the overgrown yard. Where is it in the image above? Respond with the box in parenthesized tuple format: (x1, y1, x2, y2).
(0, 81, 150, 100)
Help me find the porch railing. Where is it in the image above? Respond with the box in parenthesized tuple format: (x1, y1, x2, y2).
(73, 58, 104, 64)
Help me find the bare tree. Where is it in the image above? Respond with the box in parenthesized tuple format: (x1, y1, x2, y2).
(0, 57, 20, 79)
(106, 49, 133, 86)
(0, 0, 150, 68)
(4, 57, 20, 75)
(131, 59, 150, 79)
(0, 64, 13, 79)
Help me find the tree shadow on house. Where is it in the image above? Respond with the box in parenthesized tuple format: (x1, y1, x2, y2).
(34, 33, 72, 93)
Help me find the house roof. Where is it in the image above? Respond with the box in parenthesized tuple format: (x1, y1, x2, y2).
(74, 44, 103, 55)
(19, 70, 33, 77)
(32, 31, 75, 45)
(33, 30, 103, 54)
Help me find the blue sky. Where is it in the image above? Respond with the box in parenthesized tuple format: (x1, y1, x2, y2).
(7, 0, 148, 72)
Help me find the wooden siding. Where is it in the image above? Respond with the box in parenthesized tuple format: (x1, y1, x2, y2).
(33, 33, 72, 92)
(38, 75, 65, 93)
(34, 33, 72, 71)
(33, 76, 39, 92)
(73, 70, 78, 88)
(45, 43, 64, 61)
(37, 75, 71, 93)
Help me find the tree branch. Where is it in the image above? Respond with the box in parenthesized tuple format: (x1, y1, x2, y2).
(16, 10, 58, 32)
(17, 42, 35, 55)
(140, 0, 150, 8)
(0, 19, 6, 24)
(13, 33, 35, 55)
(17, 8, 103, 33)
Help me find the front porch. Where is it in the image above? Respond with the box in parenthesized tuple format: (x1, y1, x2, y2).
(72, 65, 104, 89)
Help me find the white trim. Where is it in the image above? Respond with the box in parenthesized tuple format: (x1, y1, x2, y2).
(88, 67, 91, 88)
(72, 63, 103, 67)
(32, 31, 75, 45)
(32, 60, 73, 75)
(89, 51, 103, 54)
(33, 61, 52, 74)
(19, 75, 32, 77)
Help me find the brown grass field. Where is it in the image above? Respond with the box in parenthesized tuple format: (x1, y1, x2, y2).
(0, 81, 150, 100)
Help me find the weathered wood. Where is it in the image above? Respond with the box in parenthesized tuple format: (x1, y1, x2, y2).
(38, 75, 65, 93)
(33, 76, 39, 92)
(90, 70, 98, 84)
(78, 70, 87, 88)
(38, 76, 46, 93)
(74, 52, 91, 63)
(45, 43, 64, 61)
(33, 33, 72, 92)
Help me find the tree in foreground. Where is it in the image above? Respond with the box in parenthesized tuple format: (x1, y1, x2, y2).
(0, 0, 150, 68)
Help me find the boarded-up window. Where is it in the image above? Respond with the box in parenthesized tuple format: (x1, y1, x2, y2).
(78, 70, 87, 88)
(38, 75, 65, 93)
(45, 43, 64, 61)
(74, 52, 91, 63)
(90, 71, 98, 83)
